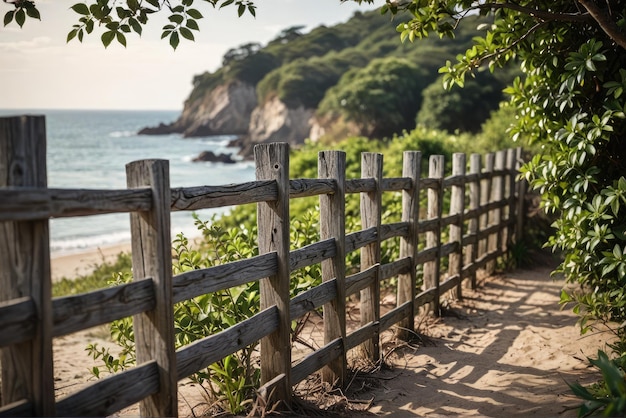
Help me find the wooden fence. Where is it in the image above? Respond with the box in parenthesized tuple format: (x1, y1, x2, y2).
(0, 115, 525, 416)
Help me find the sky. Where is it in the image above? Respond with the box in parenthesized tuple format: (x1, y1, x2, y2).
(1, 0, 381, 111)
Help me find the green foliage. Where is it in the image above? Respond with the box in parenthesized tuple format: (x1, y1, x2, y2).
(416, 70, 510, 134)
(568, 350, 626, 417)
(318, 57, 431, 138)
(381, 1, 626, 413)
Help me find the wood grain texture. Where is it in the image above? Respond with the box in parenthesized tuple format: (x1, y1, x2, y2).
(55, 361, 159, 417)
(176, 306, 278, 380)
(0, 115, 55, 415)
(255, 143, 292, 405)
(126, 159, 177, 416)
(423, 155, 444, 316)
(468, 154, 482, 290)
(318, 150, 347, 384)
(359, 153, 383, 361)
(290, 238, 335, 272)
(291, 338, 343, 385)
(171, 180, 276, 210)
(290, 280, 336, 321)
(481, 153, 496, 274)
(52, 279, 155, 337)
(173, 252, 277, 303)
(396, 151, 422, 340)
(289, 178, 335, 198)
(0, 297, 35, 347)
(448, 153, 466, 298)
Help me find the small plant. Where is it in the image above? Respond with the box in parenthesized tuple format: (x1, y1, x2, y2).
(569, 350, 626, 417)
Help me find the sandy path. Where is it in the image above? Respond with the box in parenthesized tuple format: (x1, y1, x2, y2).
(360, 266, 612, 417)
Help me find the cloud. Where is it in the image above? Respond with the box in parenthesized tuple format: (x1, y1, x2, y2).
(0, 36, 52, 52)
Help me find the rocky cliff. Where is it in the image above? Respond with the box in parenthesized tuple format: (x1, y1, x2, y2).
(139, 80, 257, 137)
(234, 97, 315, 158)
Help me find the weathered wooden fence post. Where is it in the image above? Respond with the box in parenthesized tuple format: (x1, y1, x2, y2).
(0, 115, 55, 416)
(126, 159, 177, 417)
(318, 150, 347, 385)
(481, 153, 495, 274)
(255, 143, 291, 406)
(449, 153, 466, 298)
(397, 151, 421, 340)
(360, 153, 382, 361)
(468, 154, 482, 289)
(493, 151, 506, 264)
(424, 155, 444, 315)
(515, 147, 526, 245)
(505, 149, 517, 256)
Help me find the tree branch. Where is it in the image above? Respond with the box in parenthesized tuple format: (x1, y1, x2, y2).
(577, 0, 626, 49)
(474, 2, 591, 23)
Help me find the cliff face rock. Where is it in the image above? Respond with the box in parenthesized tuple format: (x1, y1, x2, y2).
(237, 97, 314, 156)
(139, 81, 257, 137)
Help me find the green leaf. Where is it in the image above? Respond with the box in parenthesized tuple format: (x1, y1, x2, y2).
(129, 18, 142, 35)
(15, 9, 25, 28)
(220, 0, 235, 8)
(179, 27, 194, 41)
(237, 3, 245, 16)
(4, 10, 14, 26)
(186, 8, 203, 19)
(186, 19, 199, 30)
(169, 31, 180, 49)
(116, 32, 127, 47)
(101, 30, 116, 48)
(66, 29, 78, 43)
(71, 3, 90, 15)
(26, 6, 41, 20)
(169, 14, 184, 24)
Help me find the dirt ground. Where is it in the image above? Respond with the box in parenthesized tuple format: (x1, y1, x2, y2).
(50, 264, 614, 417)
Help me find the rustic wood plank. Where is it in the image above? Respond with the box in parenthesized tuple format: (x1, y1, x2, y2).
(0, 188, 152, 221)
(126, 159, 177, 417)
(55, 361, 159, 417)
(449, 153, 466, 298)
(515, 147, 526, 246)
(397, 151, 421, 340)
(379, 302, 412, 334)
(170, 180, 276, 210)
(290, 280, 337, 321)
(289, 178, 335, 198)
(423, 155, 444, 316)
(346, 178, 375, 194)
(345, 265, 378, 297)
(417, 218, 439, 233)
(415, 247, 438, 265)
(0, 399, 32, 417)
(505, 148, 517, 254)
(255, 143, 292, 405)
(52, 279, 155, 337)
(381, 177, 411, 192)
(380, 257, 411, 281)
(380, 221, 409, 241)
(291, 338, 343, 385)
(176, 306, 278, 381)
(318, 150, 347, 385)
(345, 227, 377, 254)
(467, 153, 482, 288)
(481, 153, 495, 274)
(360, 153, 382, 362)
(290, 238, 336, 272)
(440, 274, 461, 295)
(345, 321, 379, 351)
(0, 297, 35, 347)
(0, 115, 55, 415)
(173, 252, 277, 304)
(492, 151, 506, 267)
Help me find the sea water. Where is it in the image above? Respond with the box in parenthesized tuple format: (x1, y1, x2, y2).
(0, 109, 255, 254)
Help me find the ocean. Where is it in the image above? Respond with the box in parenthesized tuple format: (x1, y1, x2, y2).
(0, 109, 255, 254)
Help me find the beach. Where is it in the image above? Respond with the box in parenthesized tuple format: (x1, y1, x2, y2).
(51, 243, 132, 281)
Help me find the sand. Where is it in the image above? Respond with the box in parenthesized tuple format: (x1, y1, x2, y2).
(49, 247, 614, 417)
(51, 243, 132, 281)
